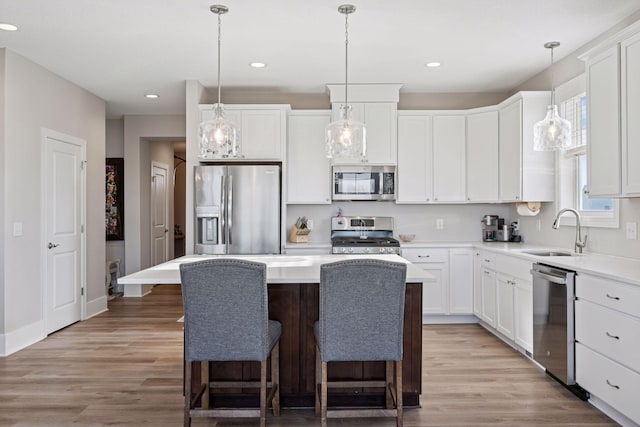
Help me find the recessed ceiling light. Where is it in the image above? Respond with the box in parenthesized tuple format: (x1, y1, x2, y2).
(0, 23, 18, 31)
(425, 62, 441, 68)
(145, 94, 159, 99)
(249, 62, 267, 68)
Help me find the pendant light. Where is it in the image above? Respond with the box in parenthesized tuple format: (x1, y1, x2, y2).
(533, 41, 572, 151)
(326, 4, 367, 160)
(199, 5, 240, 159)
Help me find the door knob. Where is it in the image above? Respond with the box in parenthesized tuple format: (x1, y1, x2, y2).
(47, 242, 60, 249)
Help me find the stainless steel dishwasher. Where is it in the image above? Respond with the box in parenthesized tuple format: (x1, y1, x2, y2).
(531, 263, 589, 400)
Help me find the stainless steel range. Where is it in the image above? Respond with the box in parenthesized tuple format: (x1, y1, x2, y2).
(331, 216, 400, 255)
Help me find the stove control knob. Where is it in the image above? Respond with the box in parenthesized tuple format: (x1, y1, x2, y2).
(341, 248, 347, 253)
(364, 248, 370, 253)
(349, 248, 354, 253)
(380, 247, 387, 253)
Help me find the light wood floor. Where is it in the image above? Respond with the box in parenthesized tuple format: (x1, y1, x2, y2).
(0, 285, 616, 426)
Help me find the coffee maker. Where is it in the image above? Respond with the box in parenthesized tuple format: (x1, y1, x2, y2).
(481, 215, 501, 241)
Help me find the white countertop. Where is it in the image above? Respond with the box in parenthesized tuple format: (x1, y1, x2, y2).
(118, 254, 435, 285)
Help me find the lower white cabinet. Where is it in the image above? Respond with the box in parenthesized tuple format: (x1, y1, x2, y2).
(472, 250, 483, 317)
(402, 247, 473, 319)
(575, 273, 640, 424)
(496, 273, 515, 340)
(514, 279, 533, 352)
(480, 267, 497, 328)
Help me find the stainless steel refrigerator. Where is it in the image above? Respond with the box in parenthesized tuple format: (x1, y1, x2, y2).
(194, 164, 281, 255)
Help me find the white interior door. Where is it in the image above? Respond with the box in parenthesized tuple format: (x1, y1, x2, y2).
(44, 130, 85, 334)
(151, 162, 169, 266)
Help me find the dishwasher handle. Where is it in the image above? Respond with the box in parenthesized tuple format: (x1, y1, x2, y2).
(531, 269, 567, 285)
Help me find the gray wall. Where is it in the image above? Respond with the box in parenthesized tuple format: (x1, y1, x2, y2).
(0, 50, 6, 334)
(1, 49, 106, 354)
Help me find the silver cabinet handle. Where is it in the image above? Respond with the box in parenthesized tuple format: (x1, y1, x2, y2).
(606, 332, 620, 340)
(606, 379, 620, 390)
(484, 259, 491, 263)
(418, 255, 430, 258)
(47, 243, 59, 249)
(484, 271, 490, 275)
(606, 293, 620, 301)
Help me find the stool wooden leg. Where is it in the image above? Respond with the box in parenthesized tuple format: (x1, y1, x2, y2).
(271, 342, 281, 416)
(385, 360, 394, 409)
(184, 361, 192, 427)
(260, 360, 267, 427)
(200, 361, 209, 409)
(315, 345, 321, 417)
(321, 361, 328, 427)
(396, 360, 403, 427)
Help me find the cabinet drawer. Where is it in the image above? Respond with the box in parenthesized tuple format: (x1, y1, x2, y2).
(576, 274, 640, 318)
(576, 343, 640, 424)
(575, 299, 640, 373)
(495, 254, 532, 281)
(479, 252, 496, 269)
(402, 248, 449, 263)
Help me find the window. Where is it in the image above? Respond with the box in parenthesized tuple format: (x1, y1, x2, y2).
(555, 76, 619, 228)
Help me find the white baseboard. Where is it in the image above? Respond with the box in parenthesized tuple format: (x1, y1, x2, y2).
(86, 295, 108, 319)
(588, 394, 639, 427)
(422, 314, 479, 324)
(0, 320, 45, 357)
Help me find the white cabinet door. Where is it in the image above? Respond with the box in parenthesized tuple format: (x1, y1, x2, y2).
(433, 115, 466, 202)
(587, 44, 621, 197)
(449, 248, 474, 314)
(514, 279, 533, 352)
(473, 250, 483, 317)
(421, 265, 448, 315)
(496, 273, 515, 340)
(481, 267, 497, 327)
(466, 110, 499, 202)
(331, 103, 396, 165)
(287, 111, 331, 204)
(397, 115, 433, 203)
(499, 99, 522, 201)
(621, 32, 640, 195)
(241, 110, 282, 160)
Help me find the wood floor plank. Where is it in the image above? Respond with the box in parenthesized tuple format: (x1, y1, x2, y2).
(0, 285, 617, 426)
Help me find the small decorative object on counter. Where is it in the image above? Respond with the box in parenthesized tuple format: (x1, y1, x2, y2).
(289, 216, 311, 243)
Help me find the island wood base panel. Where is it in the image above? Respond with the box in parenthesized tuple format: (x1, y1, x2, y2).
(190, 282, 423, 408)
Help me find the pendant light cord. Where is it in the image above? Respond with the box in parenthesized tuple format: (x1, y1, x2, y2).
(550, 46, 555, 106)
(344, 11, 349, 105)
(217, 11, 222, 105)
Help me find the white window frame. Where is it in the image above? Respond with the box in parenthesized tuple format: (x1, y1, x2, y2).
(554, 74, 619, 229)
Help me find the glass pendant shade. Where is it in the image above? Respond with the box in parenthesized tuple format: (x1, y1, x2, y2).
(533, 104, 572, 151)
(326, 105, 366, 159)
(199, 103, 239, 159)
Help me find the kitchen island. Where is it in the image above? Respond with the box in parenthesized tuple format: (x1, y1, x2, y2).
(118, 254, 433, 408)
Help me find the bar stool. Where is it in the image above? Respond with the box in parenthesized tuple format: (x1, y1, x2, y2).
(314, 259, 407, 427)
(179, 259, 281, 427)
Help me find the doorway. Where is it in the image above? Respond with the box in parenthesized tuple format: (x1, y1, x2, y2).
(151, 161, 169, 266)
(42, 129, 86, 334)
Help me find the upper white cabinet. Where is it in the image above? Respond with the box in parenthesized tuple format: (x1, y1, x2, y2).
(498, 92, 554, 202)
(397, 112, 466, 203)
(433, 115, 466, 202)
(287, 111, 331, 204)
(397, 114, 433, 203)
(327, 84, 401, 165)
(582, 22, 640, 198)
(199, 104, 289, 161)
(466, 110, 499, 202)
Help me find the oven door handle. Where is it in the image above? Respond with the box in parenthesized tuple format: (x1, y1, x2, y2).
(531, 269, 567, 285)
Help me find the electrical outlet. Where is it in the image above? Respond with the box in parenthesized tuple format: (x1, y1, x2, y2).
(436, 218, 444, 230)
(626, 222, 637, 240)
(307, 219, 314, 230)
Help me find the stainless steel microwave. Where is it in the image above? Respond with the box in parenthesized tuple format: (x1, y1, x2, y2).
(332, 165, 396, 201)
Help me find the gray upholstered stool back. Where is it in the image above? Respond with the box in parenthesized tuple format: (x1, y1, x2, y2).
(180, 259, 271, 362)
(317, 259, 407, 362)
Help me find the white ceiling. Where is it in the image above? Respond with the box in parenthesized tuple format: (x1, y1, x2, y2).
(2, 0, 640, 118)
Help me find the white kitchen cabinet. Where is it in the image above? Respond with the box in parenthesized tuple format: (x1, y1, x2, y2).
(496, 273, 515, 340)
(397, 115, 433, 203)
(481, 267, 497, 328)
(466, 110, 499, 202)
(575, 272, 640, 425)
(199, 104, 288, 161)
(472, 250, 484, 317)
(498, 92, 554, 202)
(582, 22, 640, 198)
(448, 248, 474, 314)
(514, 279, 533, 352)
(402, 248, 449, 316)
(621, 31, 640, 196)
(330, 102, 397, 165)
(433, 114, 466, 202)
(287, 111, 331, 204)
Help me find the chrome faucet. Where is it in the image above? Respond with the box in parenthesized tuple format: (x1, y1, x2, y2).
(552, 208, 587, 253)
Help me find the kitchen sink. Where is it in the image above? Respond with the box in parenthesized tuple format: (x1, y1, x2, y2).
(521, 250, 574, 257)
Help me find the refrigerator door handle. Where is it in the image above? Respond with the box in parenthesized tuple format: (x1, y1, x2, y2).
(220, 175, 226, 245)
(228, 175, 233, 245)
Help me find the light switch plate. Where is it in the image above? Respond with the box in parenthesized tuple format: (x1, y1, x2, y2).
(436, 218, 444, 230)
(13, 222, 23, 236)
(626, 222, 637, 240)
